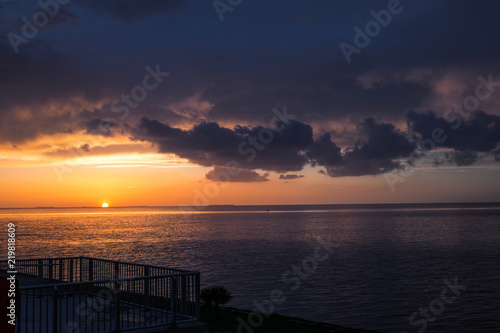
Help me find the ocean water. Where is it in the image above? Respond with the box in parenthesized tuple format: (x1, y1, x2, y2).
(1, 204, 499, 332)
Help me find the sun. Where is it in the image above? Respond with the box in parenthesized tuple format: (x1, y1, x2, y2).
(101, 203, 109, 208)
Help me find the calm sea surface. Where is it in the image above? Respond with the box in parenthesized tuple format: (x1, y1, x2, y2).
(1, 204, 499, 332)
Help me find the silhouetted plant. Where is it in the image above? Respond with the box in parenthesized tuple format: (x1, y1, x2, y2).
(200, 285, 232, 320)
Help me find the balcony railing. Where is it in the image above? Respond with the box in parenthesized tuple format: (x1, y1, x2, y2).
(0, 257, 201, 333)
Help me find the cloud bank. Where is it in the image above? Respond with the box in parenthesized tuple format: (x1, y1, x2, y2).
(131, 111, 500, 182)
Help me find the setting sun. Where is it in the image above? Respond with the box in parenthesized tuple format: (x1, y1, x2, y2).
(101, 203, 109, 208)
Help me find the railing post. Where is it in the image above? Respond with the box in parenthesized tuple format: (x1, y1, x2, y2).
(144, 267, 150, 306)
(88, 258, 93, 282)
(115, 279, 121, 333)
(195, 273, 200, 319)
(38, 259, 43, 282)
(53, 286, 58, 333)
(69, 259, 74, 282)
(114, 262, 119, 280)
(181, 275, 187, 317)
(49, 259, 53, 283)
(59, 259, 63, 282)
(170, 276, 177, 328)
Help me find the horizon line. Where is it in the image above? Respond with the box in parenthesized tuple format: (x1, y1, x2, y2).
(2, 201, 500, 210)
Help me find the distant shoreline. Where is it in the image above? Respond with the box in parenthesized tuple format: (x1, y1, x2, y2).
(2, 202, 500, 211)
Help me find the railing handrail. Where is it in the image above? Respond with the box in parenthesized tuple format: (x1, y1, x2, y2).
(18, 271, 200, 290)
(0, 263, 59, 267)
(78, 255, 197, 273)
(0, 256, 198, 274)
(0, 256, 81, 262)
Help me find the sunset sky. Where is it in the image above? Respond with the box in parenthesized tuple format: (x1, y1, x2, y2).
(1, 0, 500, 207)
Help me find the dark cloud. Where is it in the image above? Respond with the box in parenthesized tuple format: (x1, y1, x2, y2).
(356, 118, 417, 158)
(133, 117, 313, 172)
(494, 148, 500, 162)
(83, 119, 117, 137)
(79, 143, 90, 152)
(75, 0, 185, 20)
(134, 116, 421, 177)
(0, 35, 168, 143)
(306, 133, 343, 168)
(206, 167, 269, 183)
(2, 8, 78, 37)
(40, 8, 79, 30)
(447, 151, 478, 167)
(433, 157, 446, 167)
(279, 174, 304, 180)
(308, 119, 416, 177)
(0, 39, 82, 143)
(191, 58, 435, 126)
(407, 110, 500, 165)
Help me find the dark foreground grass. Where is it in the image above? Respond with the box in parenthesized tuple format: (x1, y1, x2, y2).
(200, 306, 381, 333)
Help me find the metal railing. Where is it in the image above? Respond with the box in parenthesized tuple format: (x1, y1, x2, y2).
(0, 257, 200, 333)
